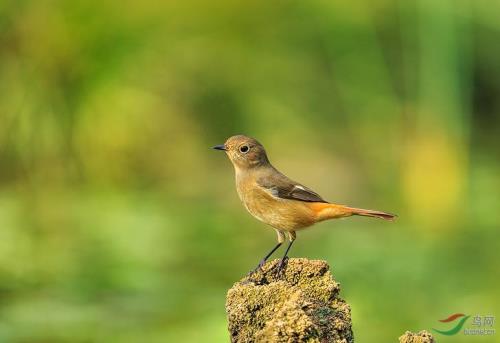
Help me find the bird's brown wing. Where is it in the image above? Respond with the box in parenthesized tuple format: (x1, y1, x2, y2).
(257, 170, 328, 203)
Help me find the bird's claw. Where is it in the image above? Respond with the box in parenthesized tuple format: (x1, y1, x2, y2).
(257, 259, 267, 270)
(275, 256, 289, 277)
(245, 259, 267, 278)
(245, 257, 289, 281)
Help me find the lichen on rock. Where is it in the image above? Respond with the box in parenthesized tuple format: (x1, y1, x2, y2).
(225, 258, 354, 343)
(398, 330, 435, 343)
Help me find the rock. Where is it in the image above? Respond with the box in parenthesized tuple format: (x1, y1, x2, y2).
(225, 258, 354, 343)
(399, 330, 435, 343)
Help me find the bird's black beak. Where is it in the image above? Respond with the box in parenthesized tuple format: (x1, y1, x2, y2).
(212, 144, 226, 151)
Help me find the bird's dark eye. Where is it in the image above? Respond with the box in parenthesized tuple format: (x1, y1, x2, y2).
(239, 145, 249, 153)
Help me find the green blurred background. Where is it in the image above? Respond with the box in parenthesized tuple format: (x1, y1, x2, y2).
(0, 0, 499, 342)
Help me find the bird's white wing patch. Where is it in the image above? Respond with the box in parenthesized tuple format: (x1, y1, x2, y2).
(267, 186, 280, 198)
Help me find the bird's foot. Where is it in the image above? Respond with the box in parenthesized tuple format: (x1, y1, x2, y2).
(243, 259, 268, 282)
(275, 256, 289, 278)
(251, 259, 267, 274)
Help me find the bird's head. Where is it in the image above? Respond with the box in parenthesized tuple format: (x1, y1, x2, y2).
(213, 135, 269, 170)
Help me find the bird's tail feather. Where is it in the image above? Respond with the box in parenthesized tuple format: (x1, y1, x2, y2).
(312, 203, 396, 221)
(343, 206, 396, 221)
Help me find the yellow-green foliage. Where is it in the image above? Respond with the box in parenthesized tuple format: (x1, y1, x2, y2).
(0, 1, 498, 342)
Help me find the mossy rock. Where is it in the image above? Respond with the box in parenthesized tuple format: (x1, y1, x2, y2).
(398, 331, 435, 343)
(225, 258, 354, 343)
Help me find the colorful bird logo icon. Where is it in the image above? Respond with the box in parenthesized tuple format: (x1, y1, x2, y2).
(433, 313, 470, 335)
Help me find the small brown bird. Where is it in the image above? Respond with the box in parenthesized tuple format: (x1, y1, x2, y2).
(213, 135, 396, 274)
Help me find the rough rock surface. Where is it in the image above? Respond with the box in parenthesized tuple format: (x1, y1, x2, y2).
(399, 330, 435, 343)
(225, 258, 353, 343)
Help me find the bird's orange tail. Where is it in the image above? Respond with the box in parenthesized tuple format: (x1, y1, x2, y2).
(312, 203, 396, 222)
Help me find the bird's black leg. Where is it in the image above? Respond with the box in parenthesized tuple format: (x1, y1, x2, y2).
(249, 242, 282, 275)
(276, 233, 295, 276)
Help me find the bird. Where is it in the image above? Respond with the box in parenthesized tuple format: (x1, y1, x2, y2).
(213, 134, 396, 275)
